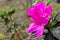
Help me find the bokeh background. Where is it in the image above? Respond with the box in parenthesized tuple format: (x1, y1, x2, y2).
(0, 0, 60, 40)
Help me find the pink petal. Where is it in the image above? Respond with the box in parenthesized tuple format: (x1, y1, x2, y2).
(45, 5, 52, 15)
(34, 2, 46, 17)
(34, 2, 46, 10)
(27, 8, 39, 22)
(27, 23, 37, 33)
(27, 1, 52, 38)
(36, 25, 44, 38)
(42, 18, 49, 26)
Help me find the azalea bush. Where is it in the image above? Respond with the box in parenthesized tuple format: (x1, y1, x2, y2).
(27, 0, 60, 40)
(0, 0, 60, 40)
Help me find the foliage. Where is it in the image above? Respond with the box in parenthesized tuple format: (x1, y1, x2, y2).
(47, 0, 52, 5)
(37, 0, 42, 2)
(0, 34, 4, 39)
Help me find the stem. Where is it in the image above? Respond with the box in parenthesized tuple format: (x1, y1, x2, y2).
(4, 17, 9, 34)
(9, 16, 22, 40)
(14, 28, 22, 40)
(37, 38, 39, 40)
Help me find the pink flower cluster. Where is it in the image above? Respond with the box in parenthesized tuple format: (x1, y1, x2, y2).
(27, 2, 52, 38)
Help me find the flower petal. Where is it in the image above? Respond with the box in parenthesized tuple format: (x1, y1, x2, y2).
(34, 2, 46, 10)
(36, 25, 44, 38)
(45, 5, 52, 16)
(27, 8, 38, 22)
(27, 23, 37, 33)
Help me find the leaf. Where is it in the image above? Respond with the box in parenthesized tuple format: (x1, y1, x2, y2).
(53, 13, 60, 22)
(0, 34, 4, 39)
(14, 23, 18, 28)
(47, 13, 60, 29)
(47, 19, 55, 29)
(4, 6, 15, 16)
(8, 9, 15, 16)
(50, 27, 60, 40)
(37, 0, 42, 2)
(51, 13, 60, 28)
(0, 6, 15, 17)
(7, 27, 12, 33)
(53, 22, 60, 28)
(0, 9, 6, 17)
(44, 32, 58, 40)
(4, 17, 10, 25)
(0, 6, 11, 17)
(47, 0, 52, 5)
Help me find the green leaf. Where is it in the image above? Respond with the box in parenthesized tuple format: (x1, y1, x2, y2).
(50, 27, 60, 40)
(8, 9, 15, 16)
(14, 23, 18, 28)
(7, 27, 12, 33)
(0, 6, 15, 17)
(47, 0, 52, 5)
(37, 0, 42, 2)
(0, 9, 6, 17)
(0, 6, 11, 17)
(4, 17, 10, 25)
(0, 34, 4, 39)
(53, 22, 60, 28)
(54, 13, 60, 22)
(44, 32, 57, 40)
(47, 13, 60, 29)
(51, 13, 60, 28)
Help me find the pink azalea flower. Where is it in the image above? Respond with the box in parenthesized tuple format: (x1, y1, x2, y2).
(27, 2, 52, 38)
